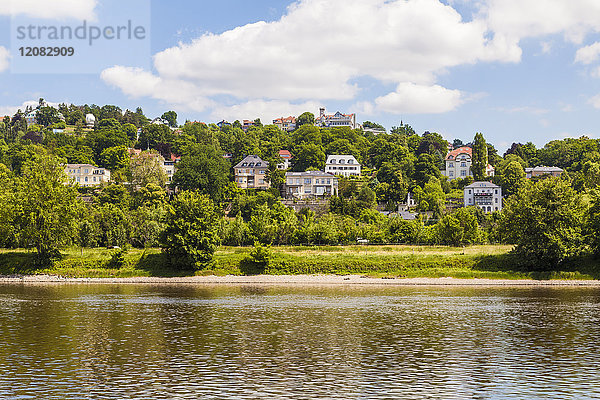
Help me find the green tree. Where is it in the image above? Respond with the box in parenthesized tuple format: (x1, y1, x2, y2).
(99, 145, 130, 171)
(161, 111, 178, 128)
(161, 191, 221, 268)
(130, 151, 168, 188)
(296, 112, 315, 128)
(14, 156, 81, 259)
(500, 161, 526, 197)
(171, 144, 230, 202)
(471, 132, 488, 181)
(36, 107, 61, 127)
(499, 178, 586, 267)
(291, 142, 326, 171)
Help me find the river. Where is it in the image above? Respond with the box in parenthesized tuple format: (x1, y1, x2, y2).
(0, 284, 599, 399)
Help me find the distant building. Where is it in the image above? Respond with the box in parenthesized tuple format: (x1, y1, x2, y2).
(273, 116, 297, 132)
(85, 113, 96, 128)
(464, 181, 502, 213)
(25, 111, 37, 126)
(325, 154, 361, 177)
(362, 126, 386, 135)
(277, 150, 293, 170)
(444, 146, 472, 180)
(242, 120, 255, 132)
(151, 117, 169, 126)
(525, 166, 563, 179)
(64, 164, 111, 186)
(444, 146, 495, 180)
(217, 120, 231, 128)
(315, 107, 356, 129)
(234, 155, 270, 189)
(284, 171, 338, 199)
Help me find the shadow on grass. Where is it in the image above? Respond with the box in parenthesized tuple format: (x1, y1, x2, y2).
(472, 253, 600, 280)
(0, 252, 56, 275)
(238, 258, 266, 275)
(135, 252, 197, 277)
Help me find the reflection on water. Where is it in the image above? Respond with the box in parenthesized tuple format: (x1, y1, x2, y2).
(0, 284, 599, 399)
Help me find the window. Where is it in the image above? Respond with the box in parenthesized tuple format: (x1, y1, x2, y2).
(468, 198, 472, 204)
(449, 171, 454, 177)
(84, 169, 89, 174)
(259, 170, 265, 174)
(296, 179, 301, 184)
(448, 162, 454, 168)
(327, 179, 331, 184)
(460, 162, 466, 167)
(304, 178, 311, 184)
(348, 159, 353, 164)
(495, 190, 498, 194)
(84, 177, 88, 182)
(340, 159, 345, 164)
(495, 198, 498, 203)
(468, 190, 471, 194)
(461, 170, 466, 177)
(331, 159, 336, 164)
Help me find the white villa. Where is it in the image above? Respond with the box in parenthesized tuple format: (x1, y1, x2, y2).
(325, 155, 361, 177)
(65, 164, 111, 186)
(284, 171, 338, 199)
(315, 108, 356, 129)
(444, 146, 495, 180)
(464, 181, 502, 213)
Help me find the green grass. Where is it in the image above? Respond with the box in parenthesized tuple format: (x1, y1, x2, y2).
(0, 245, 600, 280)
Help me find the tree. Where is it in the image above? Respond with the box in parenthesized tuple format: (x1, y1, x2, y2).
(499, 178, 586, 267)
(471, 132, 488, 181)
(130, 151, 168, 188)
(161, 111, 178, 128)
(14, 156, 81, 259)
(161, 191, 221, 268)
(296, 112, 315, 128)
(171, 144, 230, 202)
(500, 161, 526, 197)
(99, 145, 130, 171)
(413, 153, 441, 187)
(435, 208, 479, 246)
(36, 107, 61, 127)
(292, 142, 326, 171)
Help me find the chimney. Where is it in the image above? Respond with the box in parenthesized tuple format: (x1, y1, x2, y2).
(319, 107, 325, 117)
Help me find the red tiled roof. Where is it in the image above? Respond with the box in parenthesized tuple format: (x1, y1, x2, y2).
(279, 150, 292, 159)
(445, 146, 472, 161)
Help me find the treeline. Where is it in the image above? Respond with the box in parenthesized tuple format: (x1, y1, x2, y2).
(3, 102, 600, 269)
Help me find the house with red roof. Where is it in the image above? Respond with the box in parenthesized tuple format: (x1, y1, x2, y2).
(273, 116, 297, 132)
(277, 150, 292, 170)
(444, 146, 494, 180)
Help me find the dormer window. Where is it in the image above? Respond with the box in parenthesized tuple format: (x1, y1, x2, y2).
(331, 159, 336, 164)
(348, 159, 353, 164)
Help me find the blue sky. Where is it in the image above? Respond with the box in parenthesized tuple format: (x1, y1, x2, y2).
(1, 0, 600, 152)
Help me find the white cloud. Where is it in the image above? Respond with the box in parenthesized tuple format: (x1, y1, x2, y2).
(482, 0, 600, 45)
(0, 100, 62, 117)
(103, 0, 517, 116)
(2, 0, 98, 20)
(0, 47, 9, 73)
(374, 83, 463, 114)
(589, 94, 600, 109)
(209, 100, 321, 124)
(575, 42, 600, 64)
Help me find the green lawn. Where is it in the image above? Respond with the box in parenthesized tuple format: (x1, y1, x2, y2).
(0, 245, 598, 280)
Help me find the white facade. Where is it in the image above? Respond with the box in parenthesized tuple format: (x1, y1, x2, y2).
(65, 164, 111, 186)
(325, 155, 361, 177)
(464, 181, 502, 213)
(315, 108, 356, 129)
(285, 171, 338, 199)
(85, 113, 96, 128)
(445, 146, 472, 180)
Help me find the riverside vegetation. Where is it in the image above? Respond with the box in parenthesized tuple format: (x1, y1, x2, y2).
(2, 101, 600, 277)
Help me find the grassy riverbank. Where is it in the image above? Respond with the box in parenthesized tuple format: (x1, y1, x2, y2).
(1, 245, 599, 280)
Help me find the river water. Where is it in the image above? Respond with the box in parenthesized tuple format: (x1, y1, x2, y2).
(0, 284, 599, 399)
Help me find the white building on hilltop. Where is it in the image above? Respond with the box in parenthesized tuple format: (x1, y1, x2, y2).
(444, 146, 495, 180)
(315, 107, 356, 129)
(464, 181, 502, 213)
(325, 155, 361, 177)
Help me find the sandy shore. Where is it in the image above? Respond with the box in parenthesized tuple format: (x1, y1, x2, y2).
(0, 274, 599, 286)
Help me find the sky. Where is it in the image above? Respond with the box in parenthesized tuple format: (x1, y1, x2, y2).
(1, 0, 600, 152)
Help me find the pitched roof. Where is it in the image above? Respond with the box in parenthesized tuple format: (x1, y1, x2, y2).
(524, 166, 564, 173)
(464, 181, 500, 189)
(286, 171, 336, 177)
(278, 150, 292, 159)
(446, 146, 472, 161)
(234, 155, 269, 169)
